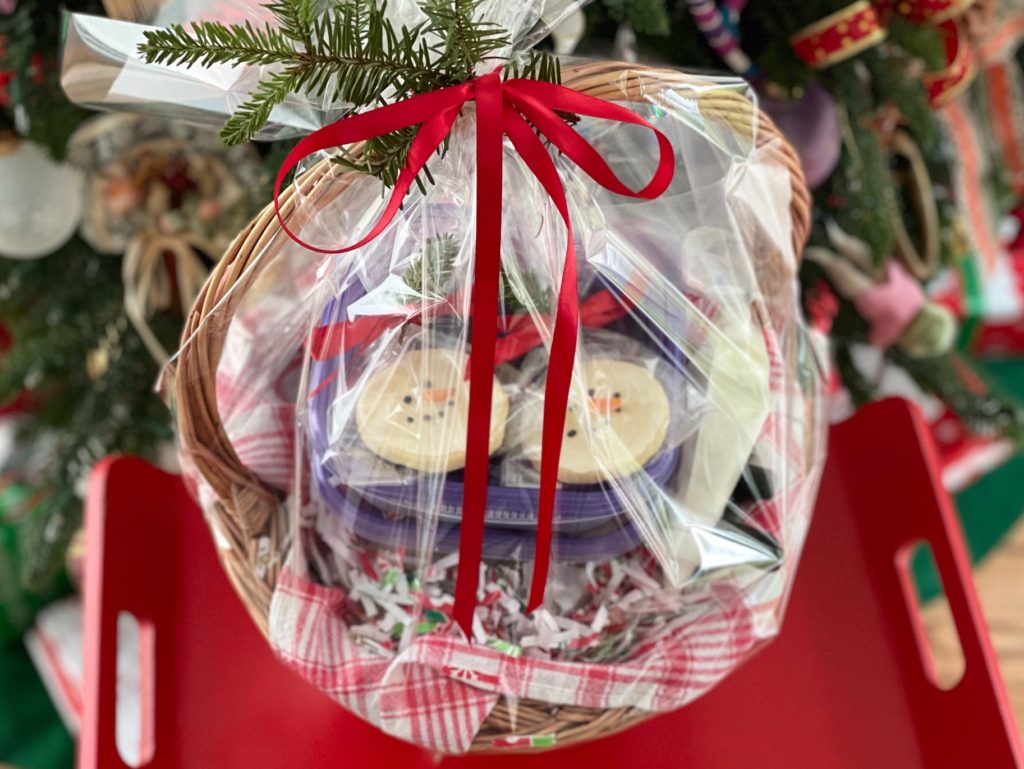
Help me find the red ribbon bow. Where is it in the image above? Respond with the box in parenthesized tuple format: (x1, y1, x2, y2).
(274, 70, 674, 637)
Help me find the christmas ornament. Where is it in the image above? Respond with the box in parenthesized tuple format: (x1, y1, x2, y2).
(67, 113, 265, 362)
(806, 240, 957, 357)
(924, 19, 976, 107)
(889, 128, 942, 280)
(877, 0, 976, 25)
(758, 84, 843, 189)
(684, 0, 757, 75)
(0, 134, 82, 260)
(788, 1, 888, 68)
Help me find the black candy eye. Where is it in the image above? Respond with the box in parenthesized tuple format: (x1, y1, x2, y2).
(406, 416, 414, 423)
(438, 411, 445, 417)
(613, 391, 621, 398)
(587, 388, 595, 396)
(567, 429, 578, 438)
(404, 395, 413, 404)
(448, 399, 455, 406)
(426, 380, 433, 387)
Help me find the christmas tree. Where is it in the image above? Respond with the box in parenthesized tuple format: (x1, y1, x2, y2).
(581, 0, 1024, 441)
(0, 0, 270, 602)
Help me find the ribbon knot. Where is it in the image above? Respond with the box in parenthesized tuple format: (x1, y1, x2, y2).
(274, 69, 675, 637)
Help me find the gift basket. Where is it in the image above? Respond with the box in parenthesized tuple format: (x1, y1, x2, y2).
(63, 0, 827, 753)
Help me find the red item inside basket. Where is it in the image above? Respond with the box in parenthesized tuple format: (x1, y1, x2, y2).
(80, 398, 1023, 768)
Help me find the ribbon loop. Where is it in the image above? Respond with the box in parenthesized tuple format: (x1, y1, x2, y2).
(274, 71, 675, 638)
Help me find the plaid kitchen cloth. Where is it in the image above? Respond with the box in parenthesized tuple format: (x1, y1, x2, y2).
(214, 307, 305, 493)
(269, 565, 783, 752)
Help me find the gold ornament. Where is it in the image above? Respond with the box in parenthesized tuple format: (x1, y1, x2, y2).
(68, 114, 266, 364)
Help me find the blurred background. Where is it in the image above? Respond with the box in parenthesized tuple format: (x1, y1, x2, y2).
(3, 0, 1024, 765)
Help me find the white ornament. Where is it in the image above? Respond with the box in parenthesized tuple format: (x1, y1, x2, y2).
(0, 138, 84, 259)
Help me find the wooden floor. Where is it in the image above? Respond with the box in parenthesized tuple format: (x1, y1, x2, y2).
(922, 518, 1024, 735)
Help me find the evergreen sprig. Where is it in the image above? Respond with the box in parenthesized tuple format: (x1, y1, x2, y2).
(139, 0, 562, 182)
(421, 0, 510, 81)
(403, 235, 553, 313)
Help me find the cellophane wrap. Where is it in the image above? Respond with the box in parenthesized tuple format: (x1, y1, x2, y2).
(167, 60, 828, 751)
(135, 0, 828, 745)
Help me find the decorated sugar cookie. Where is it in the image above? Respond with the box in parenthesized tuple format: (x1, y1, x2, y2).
(521, 359, 670, 484)
(355, 347, 509, 473)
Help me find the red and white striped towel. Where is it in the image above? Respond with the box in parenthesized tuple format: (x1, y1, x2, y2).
(214, 308, 306, 493)
(270, 567, 770, 753)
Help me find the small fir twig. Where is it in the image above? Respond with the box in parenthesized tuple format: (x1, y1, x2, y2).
(403, 235, 553, 313)
(139, 0, 562, 185)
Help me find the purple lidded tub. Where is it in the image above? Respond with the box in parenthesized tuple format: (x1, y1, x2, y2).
(308, 273, 687, 561)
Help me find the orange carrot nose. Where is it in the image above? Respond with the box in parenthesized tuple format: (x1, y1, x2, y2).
(588, 396, 623, 413)
(422, 387, 453, 403)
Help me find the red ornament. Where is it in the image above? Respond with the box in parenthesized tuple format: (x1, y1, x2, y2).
(875, 0, 976, 24)
(805, 280, 840, 334)
(789, 1, 888, 69)
(923, 20, 976, 108)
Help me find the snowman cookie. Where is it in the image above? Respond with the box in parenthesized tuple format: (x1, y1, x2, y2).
(521, 359, 671, 484)
(355, 347, 509, 473)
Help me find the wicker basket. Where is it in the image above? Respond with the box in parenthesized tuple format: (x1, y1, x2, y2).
(174, 61, 811, 751)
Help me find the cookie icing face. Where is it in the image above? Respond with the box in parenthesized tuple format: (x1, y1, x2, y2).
(355, 347, 509, 473)
(522, 359, 670, 484)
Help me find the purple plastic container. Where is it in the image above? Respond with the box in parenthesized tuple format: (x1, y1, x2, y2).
(316, 474, 645, 561)
(308, 274, 685, 561)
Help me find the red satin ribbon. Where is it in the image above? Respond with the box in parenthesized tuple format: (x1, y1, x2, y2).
(274, 70, 674, 636)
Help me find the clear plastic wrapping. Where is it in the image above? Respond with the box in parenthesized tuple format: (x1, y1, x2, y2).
(135, 1, 826, 752)
(168, 68, 827, 752)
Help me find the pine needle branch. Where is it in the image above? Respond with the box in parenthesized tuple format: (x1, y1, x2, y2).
(138, 20, 298, 67)
(139, 0, 565, 177)
(221, 68, 305, 147)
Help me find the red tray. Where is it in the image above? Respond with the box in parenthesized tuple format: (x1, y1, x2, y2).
(79, 398, 1024, 768)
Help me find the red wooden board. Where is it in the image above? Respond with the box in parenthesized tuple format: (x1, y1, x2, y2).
(79, 398, 1024, 768)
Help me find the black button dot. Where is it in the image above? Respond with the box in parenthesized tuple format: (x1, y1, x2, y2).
(438, 411, 445, 418)
(613, 391, 621, 398)
(406, 416, 414, 423)
(426, 380, 433, 387)
(424, 415, 431, 421)
(615, 408, 622, 413)
(403, 395, 413, 404)
(587, 388, 595, 396)
(567, 429, 578, 438)
(448, 400, 455, 406)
